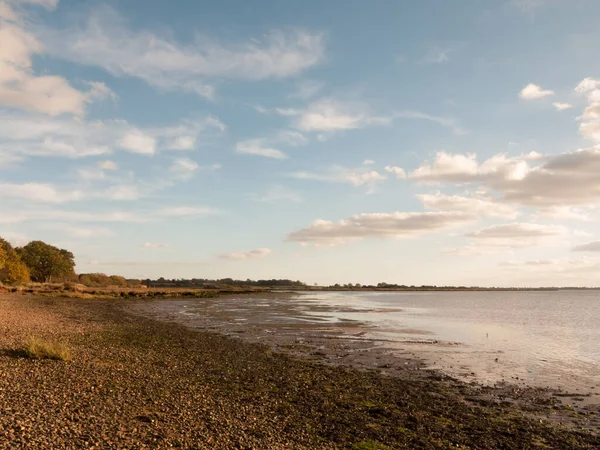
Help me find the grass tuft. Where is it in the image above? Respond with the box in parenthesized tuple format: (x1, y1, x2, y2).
(22, 336, 71, 361)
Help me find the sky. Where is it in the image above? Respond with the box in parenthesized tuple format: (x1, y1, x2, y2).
(1, 0, 600, 286)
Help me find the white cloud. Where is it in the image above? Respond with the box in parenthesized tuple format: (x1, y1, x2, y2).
(85, 81, 118, 102)
(157, 206, 220, 217)
(76, 167, 106, 181)
(98, 160, 118, 170)
(157, 116, 225, 151)
(575, 78, 600, 94)
(363, 159, 375, 165)
(275, 130, 308, 147)
(117, 129, 156, 155)
(405, 150, 540, 186)
(41, 6, 325, 98)
(392, 111, 467, 135)
(499, 257, 600, 284)
(0, 113, 225, 163)
(290, 165, 387, 192)
(219, 248, 271, 260)
(0, 230, 28, 246)
(235, 139, 287, 159)
(280, 98, 392, 133)
(535, 206, 595, 221)
(418, 192, 519, 219)
(572, 241, 600, 252)
(166, 136, 195, 150)
(0, 205, 221, 224)
(420, 45, 452, 64)
(141, 242, 170, 249)
(250, 185, 302, 203)
(0, 4, 111, 116)
(519, 83, 554, 100)
(384, 165, 407, 179)
(271, 102, 464, 138)
(446, 222, 568, 257)
(287, 211, 476, 246)
(465, 222, 566, 239)
(61, 225, 113, 238)
(18, 0, 59, 10)
(553, 102, 572, 111)
(575, 77, 600, 142)
(235, 129, 306, 160)
(0, 182, 84, 203)
(288, 80, 324, 100)
(169, 157, 199, 180)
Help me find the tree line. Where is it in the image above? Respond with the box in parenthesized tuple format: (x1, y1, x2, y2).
(0, 237, 139, 287)
(0, 238, 75, 284)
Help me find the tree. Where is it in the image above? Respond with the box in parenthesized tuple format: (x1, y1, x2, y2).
(17, 241, 75, 283)
(0, 238, 30, 285)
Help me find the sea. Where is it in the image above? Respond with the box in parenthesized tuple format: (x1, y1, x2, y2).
(132, 289, 600, 396)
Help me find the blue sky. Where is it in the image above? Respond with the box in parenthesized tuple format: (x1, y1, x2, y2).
(2, 0, 600, 286)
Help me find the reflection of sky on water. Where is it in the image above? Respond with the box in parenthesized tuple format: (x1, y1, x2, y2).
(301, 290, 600, 389)
(141, 290, 600, 391)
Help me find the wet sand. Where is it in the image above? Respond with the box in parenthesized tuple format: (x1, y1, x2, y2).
(129, 293, 600, 414)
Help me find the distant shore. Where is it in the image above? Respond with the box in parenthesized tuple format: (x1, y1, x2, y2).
(1, 292, 599, 448)
(4, 282, 599, 303)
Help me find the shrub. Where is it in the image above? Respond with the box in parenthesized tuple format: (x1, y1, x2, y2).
(22, 337, 71, 361)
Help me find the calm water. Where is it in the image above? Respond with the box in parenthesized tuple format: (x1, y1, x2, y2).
(300, 290, 600, 392)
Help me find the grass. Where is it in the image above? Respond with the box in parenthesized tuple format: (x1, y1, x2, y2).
(22, 336, 71, 361)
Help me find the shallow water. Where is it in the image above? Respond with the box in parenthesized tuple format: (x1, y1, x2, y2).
(131, 290, 600, 396)
(299, 290, 600, 392)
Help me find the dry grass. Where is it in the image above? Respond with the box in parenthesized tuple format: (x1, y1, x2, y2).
(22, 336, 71, 361)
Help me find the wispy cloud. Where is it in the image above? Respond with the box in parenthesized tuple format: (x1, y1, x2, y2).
(287, 211, 476, 246)
(0, 113, 225, 164)
(250, 185, 303, 203)
(141, 242, 170, 249)
(288, 80, 324, 100)
(420, 45, 454, 64)
(290, 165, 387, 193)
(98, 160, 118, 170)
(572, 241, 600, 252)
(40, 5, 325, 98)
(235, 139, 287, 159)
(235, 129, 306, 159)
(219, 248, 271, 260)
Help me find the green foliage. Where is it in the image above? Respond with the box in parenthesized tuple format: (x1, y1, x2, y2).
(0, 238, 30, 285)
(17, 240, 76, 283)
(109, 275, 128, 287)
(79, 273, 129, 287)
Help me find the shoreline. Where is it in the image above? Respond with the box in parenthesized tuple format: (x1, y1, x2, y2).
(128, 293, 600, 403)
(1, 293, 599, 448)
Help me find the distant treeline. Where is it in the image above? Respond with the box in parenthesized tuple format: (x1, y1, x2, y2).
(144, 278, 307, 288)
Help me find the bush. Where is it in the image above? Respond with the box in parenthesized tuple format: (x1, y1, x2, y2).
(22, 337, 71, 361)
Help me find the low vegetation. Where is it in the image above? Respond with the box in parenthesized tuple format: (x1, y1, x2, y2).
(21, 336, 71, 361)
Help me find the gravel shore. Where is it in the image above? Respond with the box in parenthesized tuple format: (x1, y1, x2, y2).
(1, 294, 599, 449)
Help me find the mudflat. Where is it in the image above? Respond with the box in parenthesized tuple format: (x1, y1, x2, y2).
(1, 294, 599, 449)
